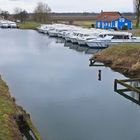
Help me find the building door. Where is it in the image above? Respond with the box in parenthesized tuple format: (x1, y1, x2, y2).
(102, 22, 104, 28)
(115, 21, 118, 28)
(98, 22, 100, 28)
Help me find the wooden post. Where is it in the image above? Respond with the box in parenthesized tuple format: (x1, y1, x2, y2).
(89, 59, 94, 66)
(114, 79, 118, 91)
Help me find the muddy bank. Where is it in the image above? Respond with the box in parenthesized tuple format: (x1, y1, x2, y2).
(92, 44, 140, 77)
(0, 76, 42, 140)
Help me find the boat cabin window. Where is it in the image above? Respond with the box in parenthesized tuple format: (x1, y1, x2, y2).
(112, 35, 129, 39)
(86, 38, 96, 40)
(99, 35, 104, 38)
(84, 34, 89, 37)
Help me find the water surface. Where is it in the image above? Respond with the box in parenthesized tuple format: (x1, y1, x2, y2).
(0, 29, 140, 140)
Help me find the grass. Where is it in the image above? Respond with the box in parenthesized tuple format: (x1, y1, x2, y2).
(94, 44, 140, 77)
(73, 20, 94, 28)
(129, 29, 140, 36)
(18, 21, 41, 30)
(0, 77, 42, 140)
(0, 78, 22, 140)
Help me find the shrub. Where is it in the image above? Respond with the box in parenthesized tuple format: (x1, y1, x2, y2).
(91, 24, 94, 28)
(111, 27, 118, 31)
(122, 25, 128, 30)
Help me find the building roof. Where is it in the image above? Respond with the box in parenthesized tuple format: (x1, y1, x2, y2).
(96, 11, 122, 21)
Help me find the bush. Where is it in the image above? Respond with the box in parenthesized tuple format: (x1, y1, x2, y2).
(111, 27, 118, 31)
(91, 24, 94, 28)
(122, 25, 128, 30)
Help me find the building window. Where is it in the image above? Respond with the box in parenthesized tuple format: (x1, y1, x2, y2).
(102, 22, 104, 28)
(111, 22, 112, 27)
(125, 23, 128, 26)
(119, 18, 125, 22)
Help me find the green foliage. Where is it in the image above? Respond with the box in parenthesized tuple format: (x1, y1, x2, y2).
(0, 77, 42, 140)
(0, 78, 22, 140)
(73, 20, 95, 28)
(122, 25, 128, 30)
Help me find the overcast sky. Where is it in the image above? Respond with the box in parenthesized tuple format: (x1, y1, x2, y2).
(0, 0, 134, 13)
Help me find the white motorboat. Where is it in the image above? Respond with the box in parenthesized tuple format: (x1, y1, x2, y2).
(86, 31, 134, 48)
(77, 35, 97, 46)
(10, 22, 17, 28)
(77, 29, 101, 46)
(0, 20, 17, 28)
(36, 23, 140, 48)
(0, 20, 9, 28)
(37, 25, 48, 33)
(68, 28, 86, 43)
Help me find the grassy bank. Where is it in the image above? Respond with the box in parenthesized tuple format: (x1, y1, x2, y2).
(93, 44, 140, 77)
(0, 76, 42, 140)
(18, 21, 41, 30)
(130, 29, 140, 36)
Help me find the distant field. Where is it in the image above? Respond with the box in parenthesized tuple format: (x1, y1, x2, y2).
(18, 21, 95, 29)
(17, 20, 140, 36)
(73, 20, 95, 28)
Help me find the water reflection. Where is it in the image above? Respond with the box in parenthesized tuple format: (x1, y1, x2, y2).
(115, 81, 140, 105)
(115, 89, 140, 106)
(64, 41, 101, 54)
(98, 70, 102, 81)
(1, 30, 140, 140)
(56, 38, 65, 44)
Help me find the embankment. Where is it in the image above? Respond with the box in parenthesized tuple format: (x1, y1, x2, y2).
(0, 76, 42, 140)
(93, 44, 140, 77)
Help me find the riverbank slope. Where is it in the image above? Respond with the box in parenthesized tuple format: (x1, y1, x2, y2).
(0, 76, 42, 140)
(93, 44, 140, 77)
(18, 22, 40, 30)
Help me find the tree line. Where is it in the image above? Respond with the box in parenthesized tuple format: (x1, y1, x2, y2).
(0, 2, 51, 23)
(0, 1, 140, 27)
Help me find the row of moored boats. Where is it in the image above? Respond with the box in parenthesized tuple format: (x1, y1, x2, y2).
(0, 20, 17, 28)
(37, 24, 140, 48)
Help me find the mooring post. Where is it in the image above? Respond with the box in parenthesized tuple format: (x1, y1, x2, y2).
(98, 70, 101, 81)
(114, 79, 118, 91)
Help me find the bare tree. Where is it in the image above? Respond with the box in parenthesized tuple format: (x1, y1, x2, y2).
(14, 8, 28, 22)
(0, 10, 9, 20)
(34, 2, 51, 23)
(14, 7, 22, 21)
(134, 0, 140, 27)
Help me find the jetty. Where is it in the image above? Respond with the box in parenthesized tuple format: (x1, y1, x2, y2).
(114, 78, 140, 105)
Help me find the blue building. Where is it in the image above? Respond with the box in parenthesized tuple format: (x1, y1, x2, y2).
(96, 11, 132, 30)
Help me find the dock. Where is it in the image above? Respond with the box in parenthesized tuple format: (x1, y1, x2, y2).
(89, 58, 105, 67)
(114, 78, 140, 105)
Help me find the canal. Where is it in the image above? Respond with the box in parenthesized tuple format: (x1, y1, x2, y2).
(0, 29, 140, 140)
